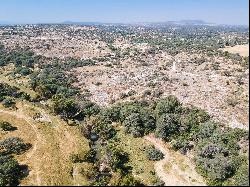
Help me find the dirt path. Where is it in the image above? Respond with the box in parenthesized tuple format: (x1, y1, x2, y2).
(144, 135, 206, 186)
(0, 109, 43, 185)
(0, 103, 88, 186)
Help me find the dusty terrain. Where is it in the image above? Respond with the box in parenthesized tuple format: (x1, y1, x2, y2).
(73, 51, 249, 129)
(144, 135, 205, 186)
(221, 44, 249, 57)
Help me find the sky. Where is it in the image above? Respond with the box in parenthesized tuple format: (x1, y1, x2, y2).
(0, 0, 249, 25)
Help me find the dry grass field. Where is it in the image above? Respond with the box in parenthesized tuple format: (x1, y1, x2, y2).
(221, 44, 249, 57)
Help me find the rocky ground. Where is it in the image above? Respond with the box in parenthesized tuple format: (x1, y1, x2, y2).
(73, 51, 249, 129)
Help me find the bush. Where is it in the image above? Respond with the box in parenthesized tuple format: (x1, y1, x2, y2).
(80, 101, 100, 117)
(120, 93, 128, 99)
(15, 67, 32, 76)
(198, 143, 229, 159)
(116, 174, 143, 186)
(127, 90, 137, 96)
(82, 149, 97, 163)
(122, 109, 156, 137)
(144, 145, 164, 161)
(94, 121, 116, 141)
(100, 106, 121, 122)
(196, 155, 235, 183)
(155, 114, 180, 141)
(123, 113, 144, 137)
(140, 109, 156, 134)
(226, 160, 249, 186)
(154, 96, 182, 118)
(69, 153, 83, 163)
(193, 121, 219, 141)
(0, 121, 17, 131)
(51, 94, 82, 119)
(109, 147, 130, 173)
(2, 98, 16, 108)
(171, 137, 193, 154)
(119, 103, 141, 122)
(0, 155, 25, 186)
(0, 137, 31, 155)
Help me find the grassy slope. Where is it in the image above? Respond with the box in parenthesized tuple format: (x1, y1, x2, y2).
(0, 101, 90, 186)
(115, 128, 159, 185)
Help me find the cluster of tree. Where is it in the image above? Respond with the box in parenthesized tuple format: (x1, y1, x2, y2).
(0, 83, 30, 108)
(194, 124, 249, 186)
(71, 116, 143, 186)
(94, 96, 248, 186)
(51, 94, 100, 121)
(0, 137, 31, 155)
(29, 66, 79, 99)
(0, 47, 39, 76)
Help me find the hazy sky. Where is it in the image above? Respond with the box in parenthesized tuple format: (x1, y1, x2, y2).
(0, 0, 249, 25)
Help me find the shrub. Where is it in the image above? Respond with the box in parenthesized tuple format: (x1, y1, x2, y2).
(2, 98, 16, 108)
(82, 149, 97, 163)
(226, 159, 249, 186)
(155, 114, 180, 141)
(152, 90, 163, 98)
(0, 155, 25, 186)
(119, 103, 141, 122)
(171, 137, 193, 154)
(154, 96, 182, 118)
(109, 147, 130, 173)
(51, 94, 82, 119)
(0, 121, 17, 131)
(122, 108, 156, 137)
(127, 90, 137, 96)
(144, 145, 164, 161)
(120, 93, 128, 99)
(193, 121, 219, 141)
(80, 101, 100, 117)
(140, 109, 156, 134)
(92, 117, 117, 140)
(123, 113, 144, 137)
(198, 143, 229, 159)
(100, 106, 121, 122)
(69, 153, 83, 163)
(0, 137, 31, 155)
(196, 155, 235, 183)
(143, 90, 151, 97)
(179, 107, 210, 135)
(117, 174, 143, 186)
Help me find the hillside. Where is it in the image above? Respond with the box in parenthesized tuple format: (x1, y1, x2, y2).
(0, 24, 249, 186)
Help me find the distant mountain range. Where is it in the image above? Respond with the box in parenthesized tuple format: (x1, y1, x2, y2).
(61, 21, 102, 25)
(0, 20, 247, 27)
(131, 20, 216, 26)
(59, 20, 215, 26)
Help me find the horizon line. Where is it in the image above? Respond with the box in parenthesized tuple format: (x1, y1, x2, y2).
(0, 19, 249, 27)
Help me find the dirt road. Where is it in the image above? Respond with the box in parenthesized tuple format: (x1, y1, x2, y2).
(144, 135, 206, 186)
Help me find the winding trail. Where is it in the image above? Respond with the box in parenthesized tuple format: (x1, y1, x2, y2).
(144, 135, 205, 186)
(0, 109, 43, 185)
(0, 103, 88, 186)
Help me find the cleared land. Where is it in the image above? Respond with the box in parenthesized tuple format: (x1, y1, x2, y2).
(221, 44, 249, 57)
